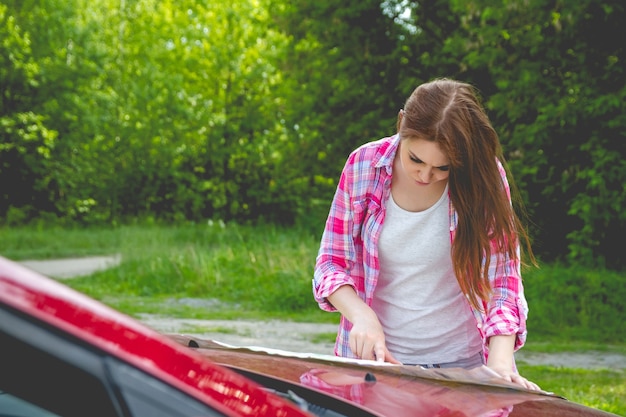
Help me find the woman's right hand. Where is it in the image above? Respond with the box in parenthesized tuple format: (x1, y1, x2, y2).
(328, 285, 402, 364)
(349, 314, 402, 364)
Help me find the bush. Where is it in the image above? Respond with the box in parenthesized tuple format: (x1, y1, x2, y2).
(524, 264, 625, 343)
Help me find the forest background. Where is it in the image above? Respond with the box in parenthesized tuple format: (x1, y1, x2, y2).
(2, 0, 625, 268)
(1, 1, 625, 335)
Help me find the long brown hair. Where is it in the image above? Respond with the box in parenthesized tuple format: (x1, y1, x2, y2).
(399, 78, 535, 310)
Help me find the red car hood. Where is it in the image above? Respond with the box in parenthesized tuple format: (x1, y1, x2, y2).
(167, 334, 618, 417)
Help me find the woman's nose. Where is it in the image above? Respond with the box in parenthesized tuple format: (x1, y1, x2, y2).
(419, 167, 433, 180)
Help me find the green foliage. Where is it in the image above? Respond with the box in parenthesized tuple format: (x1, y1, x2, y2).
(0, 0, 324, 225)
(272, 0, 412, 173)
(524, 264, 626, 342)
(1, 1, 625, 270)
(444, 0, 626, 268)
(0, 3, 58, 218)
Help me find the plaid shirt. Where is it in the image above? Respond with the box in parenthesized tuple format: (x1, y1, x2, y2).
(313, 134, 528, 361)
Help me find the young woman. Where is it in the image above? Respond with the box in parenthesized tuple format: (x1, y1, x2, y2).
(313, 78, 539, 390)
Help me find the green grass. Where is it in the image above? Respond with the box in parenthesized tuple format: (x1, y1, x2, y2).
(522, 340, 626, 356)
(99, 294, 337, 323)
(2, 222, 321, 313)
(1, 222, 339, 322)
(307, 332, 338, 345)
(1, 223, 624, 415)
(517, 340, 625, 415)
(517, 364, 625, 416)
(180, 325, 245, 335)
(0, 224, 123, 260)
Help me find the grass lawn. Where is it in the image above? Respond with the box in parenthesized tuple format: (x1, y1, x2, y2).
(517, 363, 624, 416)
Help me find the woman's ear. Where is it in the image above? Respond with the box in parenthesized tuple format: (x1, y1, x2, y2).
(397, 109, 404, 132)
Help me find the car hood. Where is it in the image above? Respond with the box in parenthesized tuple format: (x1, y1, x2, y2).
(167, 334, 617, 417)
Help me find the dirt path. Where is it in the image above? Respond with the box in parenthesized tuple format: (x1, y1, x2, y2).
(18, 255, 122, 279)
(138, 315, 338, 354)
(138, 314, 626, 371)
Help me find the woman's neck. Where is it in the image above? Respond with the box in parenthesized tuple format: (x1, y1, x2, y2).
(391, 157, 448, 213)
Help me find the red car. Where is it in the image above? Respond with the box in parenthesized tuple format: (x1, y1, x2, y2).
(0, 256, 618, 417)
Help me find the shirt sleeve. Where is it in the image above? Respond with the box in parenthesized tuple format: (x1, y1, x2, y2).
(482, 160, 528, 352)
(483, 258, 528, 352)
(312, 156, 359, 312)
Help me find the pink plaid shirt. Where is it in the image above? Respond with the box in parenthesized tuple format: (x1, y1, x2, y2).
(313, 134, 528, 361)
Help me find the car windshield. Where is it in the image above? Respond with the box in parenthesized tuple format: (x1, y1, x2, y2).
(0, 391, 61, 417)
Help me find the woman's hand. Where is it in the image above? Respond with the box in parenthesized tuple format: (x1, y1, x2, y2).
(487, 334, 541, 391)
(327, 285, 401, 364)
(487, 365, 541, 391)
(349, 314, 401, 364)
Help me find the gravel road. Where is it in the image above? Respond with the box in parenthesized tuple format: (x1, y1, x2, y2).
(137, 314, 626, 371)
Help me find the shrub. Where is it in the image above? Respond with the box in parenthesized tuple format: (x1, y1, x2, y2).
(523, 264, 625, 343)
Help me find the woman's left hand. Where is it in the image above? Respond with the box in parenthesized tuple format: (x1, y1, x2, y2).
(486, 335, 541, 391)
(488, 366, 541, 391)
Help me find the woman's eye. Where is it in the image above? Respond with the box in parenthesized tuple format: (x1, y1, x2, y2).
(438, 166, 450, 172)
(410, 156, 422, 164)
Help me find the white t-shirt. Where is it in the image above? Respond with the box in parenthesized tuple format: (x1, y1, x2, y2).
(372, 186, 482, 364)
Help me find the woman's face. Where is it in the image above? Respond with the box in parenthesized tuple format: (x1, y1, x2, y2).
(398, 138, 450, 187)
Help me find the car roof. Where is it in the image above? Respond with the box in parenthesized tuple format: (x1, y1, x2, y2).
(0, 256, 310, 417)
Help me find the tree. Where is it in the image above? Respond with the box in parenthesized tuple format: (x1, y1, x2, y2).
(445, 0, 626, 267)
(0, 2, 58, 221)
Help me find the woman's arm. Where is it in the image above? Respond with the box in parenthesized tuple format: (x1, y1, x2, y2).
(487, 334, 540, 390)
(313, 157, 358, 311)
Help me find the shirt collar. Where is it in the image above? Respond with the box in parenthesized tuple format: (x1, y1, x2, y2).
(373, 134, 400, 173)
